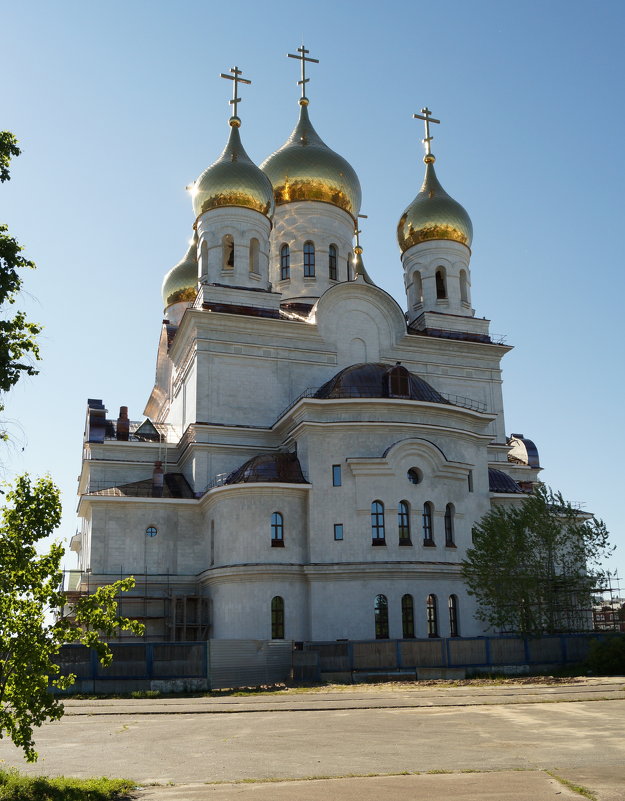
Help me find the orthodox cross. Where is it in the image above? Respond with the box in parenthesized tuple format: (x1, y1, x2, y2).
(287, 45, 319, 99)
(220, 66, 251, 118)
(355, 214, 368, 250)
(413, 107, 440, 157)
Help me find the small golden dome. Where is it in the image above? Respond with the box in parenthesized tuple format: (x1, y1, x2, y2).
(260, 102, 361, 218)
(162, 236, 198, 309)
(397, 159, 472, 253)
(192, 121, 275, 219)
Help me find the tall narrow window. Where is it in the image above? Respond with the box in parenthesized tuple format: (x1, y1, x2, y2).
(459, 269, 469, 304)
(467, 470, 474, 492)
(398, 501, 411, 545)
(448, 594, 459, 637)
(444, 503, 455, 547)
(388, 364, 410, 397)
(200, 239, 208, 276)
(374, 594, 389, 639)
(249, 238, 259, 274)
(435, 267, 447, 299)
(328, 244, 337, 280)
(402, 594, 415, 638)
(271, 512, 284, 547)
(371, 501, 385, 545)
(271, 596, 284, 639)
(222, 234, 234, 270)
(427, 594, 439, 637)
(332, 465, 342, 486)
(414, 270, 423, 305)
(346, 255, 352, 281)
(304, 241, 315, 277)
(423, 502, 434, 545)
(334, 523, 344, 541)
(280, 243, 290, 280)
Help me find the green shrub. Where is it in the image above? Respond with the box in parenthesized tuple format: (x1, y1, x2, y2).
(586, 636, 625, 675)
(0, 770, 134, 800)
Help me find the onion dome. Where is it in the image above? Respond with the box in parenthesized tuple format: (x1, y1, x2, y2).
(191, 119, 275, 219)
(315, 363, 449, 404)
(161, 235, 198, 309)
(260, 99, 362, 219)
(397, 155, 473, 253)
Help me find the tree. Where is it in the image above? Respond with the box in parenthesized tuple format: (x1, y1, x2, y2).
(0, 132, 41, 436)
(462, 484, 612, 637)
(0, 474, 143, 762)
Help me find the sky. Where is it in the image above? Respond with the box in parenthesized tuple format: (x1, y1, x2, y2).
(2, 0, 624, 586)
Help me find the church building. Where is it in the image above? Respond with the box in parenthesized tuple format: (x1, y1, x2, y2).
(72, 51, 541, 643)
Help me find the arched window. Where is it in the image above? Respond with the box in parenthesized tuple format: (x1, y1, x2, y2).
(402, 594, 415, 638)
(423, 502, 434, 545)
(200, 239, 208, 276)
(374, 594, 389, 639)
(398, 501, 411, 545)
(459, 269, 469, 304)
(371, 501, 385, 544)
(304, 241, 315, 277)
(444, 503, 455, 546)
(407, 467, 422, 485)
(328, 244, 337, 280)
(427, 594, 439, 637)
(414, 271, 423, 305)
(448, 595, 459, 637)
(435, 267, 447, 299)
(280, 243, 290, 280)
(271, 596, 284, 639)
(388, 364, 410, 398)
(271, 512, 284, 547)
(249, 238, 259, 274)
(222, 234, 234, 270)
(346, 254, 352, 281)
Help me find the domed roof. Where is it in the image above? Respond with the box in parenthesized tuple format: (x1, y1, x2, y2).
(260, 100, 361, 218)
(315, 363, 449, 404)
(161, 236, 198, 309)
(397, 157, 473, 253)
(192, 120, 275, 219)
(225, 452, 307, 485)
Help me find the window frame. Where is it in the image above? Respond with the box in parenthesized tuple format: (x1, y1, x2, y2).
(398, 500, 411, 545)
(427, 594, 439, 638)
(222, 234, 234, 270)
(422, 502, 435, 546)
(271, 596, 285, 639)
(303, 241, 315, 277)
(435, 267, 447, 299)
(280, 243, 290, 281)
(334, 523, 344, 541)
(444, 503, 455, 547)
(448, 594, 459, 637)
(371, 500, 386, 545)
(271, 511, 284, 547)
(332, 464, 342, 487)
(402, 593, 415, 638)
(249, 237, 260, 274)
(374, 594, 389, 639)
(328, 244, 338, 280)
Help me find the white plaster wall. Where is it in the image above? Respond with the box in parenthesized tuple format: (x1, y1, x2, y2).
(270, 201, 354, 302)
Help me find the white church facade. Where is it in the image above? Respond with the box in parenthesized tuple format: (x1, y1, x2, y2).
(72, 55, 541, 643)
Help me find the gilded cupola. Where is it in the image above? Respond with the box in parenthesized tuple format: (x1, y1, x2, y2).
(260, 98, 362, 219)
(397, 107, 472, 254)
(161, 234, 198, 310)
(191, 118, 275, 220)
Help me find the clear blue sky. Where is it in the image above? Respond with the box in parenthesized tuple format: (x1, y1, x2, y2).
(2, 0, 624, 585)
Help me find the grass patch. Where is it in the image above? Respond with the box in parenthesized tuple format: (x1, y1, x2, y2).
(0, 770, 134, 800)
(130, 690, 161, 699)
(545, 770, 597, 800)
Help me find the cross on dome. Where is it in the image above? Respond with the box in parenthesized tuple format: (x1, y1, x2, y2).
(354, 213, 368, 252)
(220, 66, 252, 125)
(287, 44, 319, 103)
(413, 107, 440, 162)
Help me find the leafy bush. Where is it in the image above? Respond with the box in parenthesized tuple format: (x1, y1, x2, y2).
(0, 770, 134, 800)
(586, 636, 625, 675)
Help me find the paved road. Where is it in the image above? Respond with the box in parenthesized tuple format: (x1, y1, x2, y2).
(0, 680, 622, 800)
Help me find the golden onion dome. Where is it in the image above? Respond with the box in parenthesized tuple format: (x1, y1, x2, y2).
(191, 119, 275, 219)
(162, 236, 198, 309)
(397, 156, 473, 253)
(260, 100, 361, 219)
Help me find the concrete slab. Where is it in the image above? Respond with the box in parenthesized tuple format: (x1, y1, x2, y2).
(134, 771, 583, 800)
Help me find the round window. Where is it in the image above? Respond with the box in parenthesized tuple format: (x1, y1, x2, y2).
(145, 526, 158, 537)
(407, 468, 422, 485)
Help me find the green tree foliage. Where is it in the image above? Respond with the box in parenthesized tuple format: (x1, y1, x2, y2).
(462, 485, 612, 636)
(0, 132, 41, 432)
(0, 474, 144, 762)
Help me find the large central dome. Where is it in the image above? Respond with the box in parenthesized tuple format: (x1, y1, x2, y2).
(260, 100, 361, 219)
